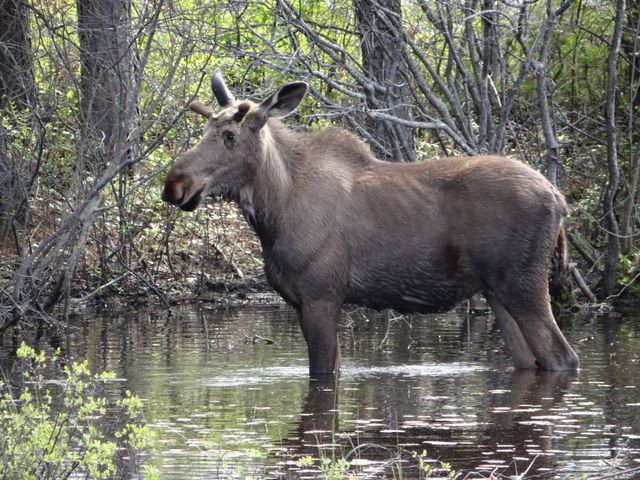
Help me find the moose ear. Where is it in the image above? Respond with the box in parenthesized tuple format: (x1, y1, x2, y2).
(257, 82, 308, 120)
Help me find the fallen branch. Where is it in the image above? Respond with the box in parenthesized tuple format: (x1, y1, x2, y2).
(569, 263, 598, 304)
(69, 270, 135, 306)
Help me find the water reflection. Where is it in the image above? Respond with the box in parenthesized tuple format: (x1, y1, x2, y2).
(288, 367, 579, 477)
(1, 305, 639, 478)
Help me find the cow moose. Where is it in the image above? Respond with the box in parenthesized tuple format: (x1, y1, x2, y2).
(162, 71, 579, 375)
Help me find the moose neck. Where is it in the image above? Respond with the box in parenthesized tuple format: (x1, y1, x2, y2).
(241, 121, 296, 242)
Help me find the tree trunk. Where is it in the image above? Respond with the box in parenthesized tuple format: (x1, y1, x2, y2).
(0, 123, 10, 242)
(602, 0, 626, 298)
(478, 0, 499, 152)
(620, 0, 640, 254)
(354, 0, 415, 162)
(42, 0, 138, 309)
(0, 0, 34, 245)
(76, 0, 134, 170)
(76, 0, 137, 277)
(0, 0, 35, 109)
(532, 0, 573, 187)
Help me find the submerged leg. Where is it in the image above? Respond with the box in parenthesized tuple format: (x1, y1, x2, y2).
(496, 286, 579, 371)
(486, 292, 537, 369)
(298, 299, 341, 375)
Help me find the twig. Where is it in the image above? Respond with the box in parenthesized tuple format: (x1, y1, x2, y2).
(570, 264, 598, 304)
(611, 270, 640, 299)
(69, 270, 135, 306)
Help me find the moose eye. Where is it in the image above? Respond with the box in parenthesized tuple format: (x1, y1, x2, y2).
(223, 131, 236, 147)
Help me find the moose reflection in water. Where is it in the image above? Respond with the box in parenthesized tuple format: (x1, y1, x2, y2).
(162, 71, 579, 374)
(292, 369, 579, 477)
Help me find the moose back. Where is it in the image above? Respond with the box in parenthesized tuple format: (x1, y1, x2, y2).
(162, 72, 579, 375)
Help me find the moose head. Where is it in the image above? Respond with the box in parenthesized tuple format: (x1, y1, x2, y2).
(162, 71, 308, 213)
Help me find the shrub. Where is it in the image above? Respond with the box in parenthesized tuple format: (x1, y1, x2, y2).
(0, 343, 157, 479)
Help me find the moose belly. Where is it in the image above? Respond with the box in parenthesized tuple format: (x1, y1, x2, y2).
(346, 266, 469, 314)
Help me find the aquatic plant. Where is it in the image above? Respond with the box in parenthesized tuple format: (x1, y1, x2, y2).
(292, 429, 458, 479)
(412, 449, 457, 479)
(0, 342, 157, 479)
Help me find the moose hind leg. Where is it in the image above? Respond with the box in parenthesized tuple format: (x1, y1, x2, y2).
(496, 286, 579, 371)
(486, 292, 537, 369)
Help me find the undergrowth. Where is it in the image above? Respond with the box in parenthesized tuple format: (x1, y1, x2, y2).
(0, 343, 158, 479)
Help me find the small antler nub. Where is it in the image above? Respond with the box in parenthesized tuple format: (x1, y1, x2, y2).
(189, 100, 213, 118)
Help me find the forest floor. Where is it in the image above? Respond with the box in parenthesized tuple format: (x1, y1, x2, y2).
(79, 201, 281, 310)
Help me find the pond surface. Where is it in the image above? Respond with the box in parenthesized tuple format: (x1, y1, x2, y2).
(2, 304, 640, 478)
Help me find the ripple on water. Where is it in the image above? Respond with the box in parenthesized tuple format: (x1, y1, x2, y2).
(204, 362, 485, 387)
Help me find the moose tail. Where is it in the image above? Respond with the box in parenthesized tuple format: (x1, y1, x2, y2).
(556, 226, 568, 274)
(549, 226, 569, 300)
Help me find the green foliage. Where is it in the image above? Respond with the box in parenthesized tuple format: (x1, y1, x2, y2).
(296, 454, 315, 468)
(320, 456, 352, 480)
(617, 253, 640, 296)
(412, 449, 457, 479)
(293, 442, 457, 478)
(0, 343, 156, 479)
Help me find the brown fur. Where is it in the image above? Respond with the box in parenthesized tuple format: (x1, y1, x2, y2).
(163, 78, 579, 374)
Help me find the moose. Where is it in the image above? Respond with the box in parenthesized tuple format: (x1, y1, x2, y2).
(162, 72, 579, 375)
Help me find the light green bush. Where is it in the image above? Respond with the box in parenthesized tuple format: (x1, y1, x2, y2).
(0, 343, 157, 480)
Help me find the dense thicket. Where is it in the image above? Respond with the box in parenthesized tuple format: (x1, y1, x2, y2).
(0, 0, 639, 326)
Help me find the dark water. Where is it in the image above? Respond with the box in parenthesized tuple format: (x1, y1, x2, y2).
(2, 304, 640, 478)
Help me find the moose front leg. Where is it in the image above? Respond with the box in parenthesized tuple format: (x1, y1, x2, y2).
(298, 299, 342, 375)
